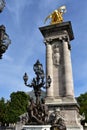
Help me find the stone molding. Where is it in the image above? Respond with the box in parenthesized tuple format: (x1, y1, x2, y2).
(39, 21, 74, 41)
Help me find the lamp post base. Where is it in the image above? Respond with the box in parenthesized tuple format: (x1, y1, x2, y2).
(22, 125, 51, 130)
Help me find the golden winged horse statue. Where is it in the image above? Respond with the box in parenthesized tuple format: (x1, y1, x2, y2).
(44, 5, 67, 25)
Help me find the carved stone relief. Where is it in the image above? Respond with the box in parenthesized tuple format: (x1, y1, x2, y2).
(49, 108, 66, 130)
(52, 43, 60, 66)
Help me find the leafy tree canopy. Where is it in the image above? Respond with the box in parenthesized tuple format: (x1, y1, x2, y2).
(0, 91, 87, 125)
(0, 91, 30, 125)
(77, 92, 87, 123)
(0, 97, 6, 125)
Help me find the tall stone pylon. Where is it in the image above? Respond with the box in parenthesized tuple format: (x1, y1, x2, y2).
(39, 21, 83, 130)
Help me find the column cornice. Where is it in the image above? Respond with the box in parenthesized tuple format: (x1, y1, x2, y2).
(39, 21, 74, 41)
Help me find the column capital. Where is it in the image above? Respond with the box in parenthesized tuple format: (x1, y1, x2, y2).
(43, 34, 70, 45)
(43, 38, 52, 45)
(62, 35, 71, 50)
(39, 21, 74, 41)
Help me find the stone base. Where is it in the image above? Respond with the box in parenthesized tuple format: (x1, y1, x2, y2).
(45, 102, 83, 130)
(67, 126, 83, 130)
(22, 125, 51, 130)
(45, 96, 77, 104)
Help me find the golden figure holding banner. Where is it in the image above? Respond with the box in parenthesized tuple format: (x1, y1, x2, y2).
(44, 5, 67, 25)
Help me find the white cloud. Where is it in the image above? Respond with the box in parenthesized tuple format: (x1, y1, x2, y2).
(7, 0, 33, 25)
(3, 54, 13, 62)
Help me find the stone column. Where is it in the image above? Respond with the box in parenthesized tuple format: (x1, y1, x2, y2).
(45, 41, 54, 97)
(62, 37, 74, 97)
(39, 21, 75, 99)
(52, 40, 60, 97)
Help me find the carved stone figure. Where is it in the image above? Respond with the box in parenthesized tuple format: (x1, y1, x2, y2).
(27, 98, 38, 124)
(27, 97, 49, 125)
(50, 118, 66, 130)
(52, 44, 60, 66)
(40, 98, 49, 124)
(49, 109, 66, 130)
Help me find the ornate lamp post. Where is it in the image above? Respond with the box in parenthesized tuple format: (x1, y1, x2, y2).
(23, 60, 51, 105)
(0, 25, 11, 59)
(0, 0, 5, 13)
(0, 1, 11, 59)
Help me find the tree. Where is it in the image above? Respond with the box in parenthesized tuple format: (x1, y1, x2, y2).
(77, 92, 87, 124)
(8, 91, 30, 123)
(0, 97, 6, 126)
(0, 91, 30, 125)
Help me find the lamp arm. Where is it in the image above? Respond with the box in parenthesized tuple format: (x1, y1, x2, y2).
(25, 83, 33, 88)
(42, 81, 48, 89)
(43, 82, 51, 89)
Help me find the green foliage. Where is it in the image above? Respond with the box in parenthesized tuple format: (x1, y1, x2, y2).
(77, 92, 87, 123)
(0, 98, 6, 125)
(0, 91, 30, 125)
(1, 91, 86, 125)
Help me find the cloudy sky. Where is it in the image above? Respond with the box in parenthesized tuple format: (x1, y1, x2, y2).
(0, 0, 87, 100)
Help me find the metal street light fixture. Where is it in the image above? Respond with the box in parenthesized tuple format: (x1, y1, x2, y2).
(0, 25, 11, 59)
(33, 60, 44, 77)
(0, 0, 5, 13)
(23, 60, 51, 105)
(23, 72, 28, 85)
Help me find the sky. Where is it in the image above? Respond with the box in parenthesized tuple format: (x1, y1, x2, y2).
(0, 0, 87, 100)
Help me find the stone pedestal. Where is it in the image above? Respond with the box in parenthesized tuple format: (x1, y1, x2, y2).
(39, 22, 83, 130)
(22, 125, 51, 130)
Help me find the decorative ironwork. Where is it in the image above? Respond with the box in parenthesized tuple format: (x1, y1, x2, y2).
(0, 25, 11, 59)
(23, 60, 51, 125)
(26, 97, 48, 125)
(0, 0, 5, 13)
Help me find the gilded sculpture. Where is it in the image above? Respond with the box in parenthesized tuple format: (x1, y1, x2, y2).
(44, 5, 67, 25)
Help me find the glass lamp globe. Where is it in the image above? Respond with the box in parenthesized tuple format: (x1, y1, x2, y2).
(0, 25, 11, 59)
(0, 0, 5, 12)
(33, 60, 43, 75)
(2, 33, 11, 48)
(23, 73, 28, 85)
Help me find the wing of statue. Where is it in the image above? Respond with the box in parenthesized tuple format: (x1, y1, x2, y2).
(58, 5, 67, 14)
(44, 14, 52, 24)
(44, 5, 67, 24)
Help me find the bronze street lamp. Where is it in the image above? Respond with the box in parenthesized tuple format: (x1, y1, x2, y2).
(0, 1, 11, 59)
(0, 0, 5, 12)
(0, 25, 11, 59)
(23, 60, 51, 105)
